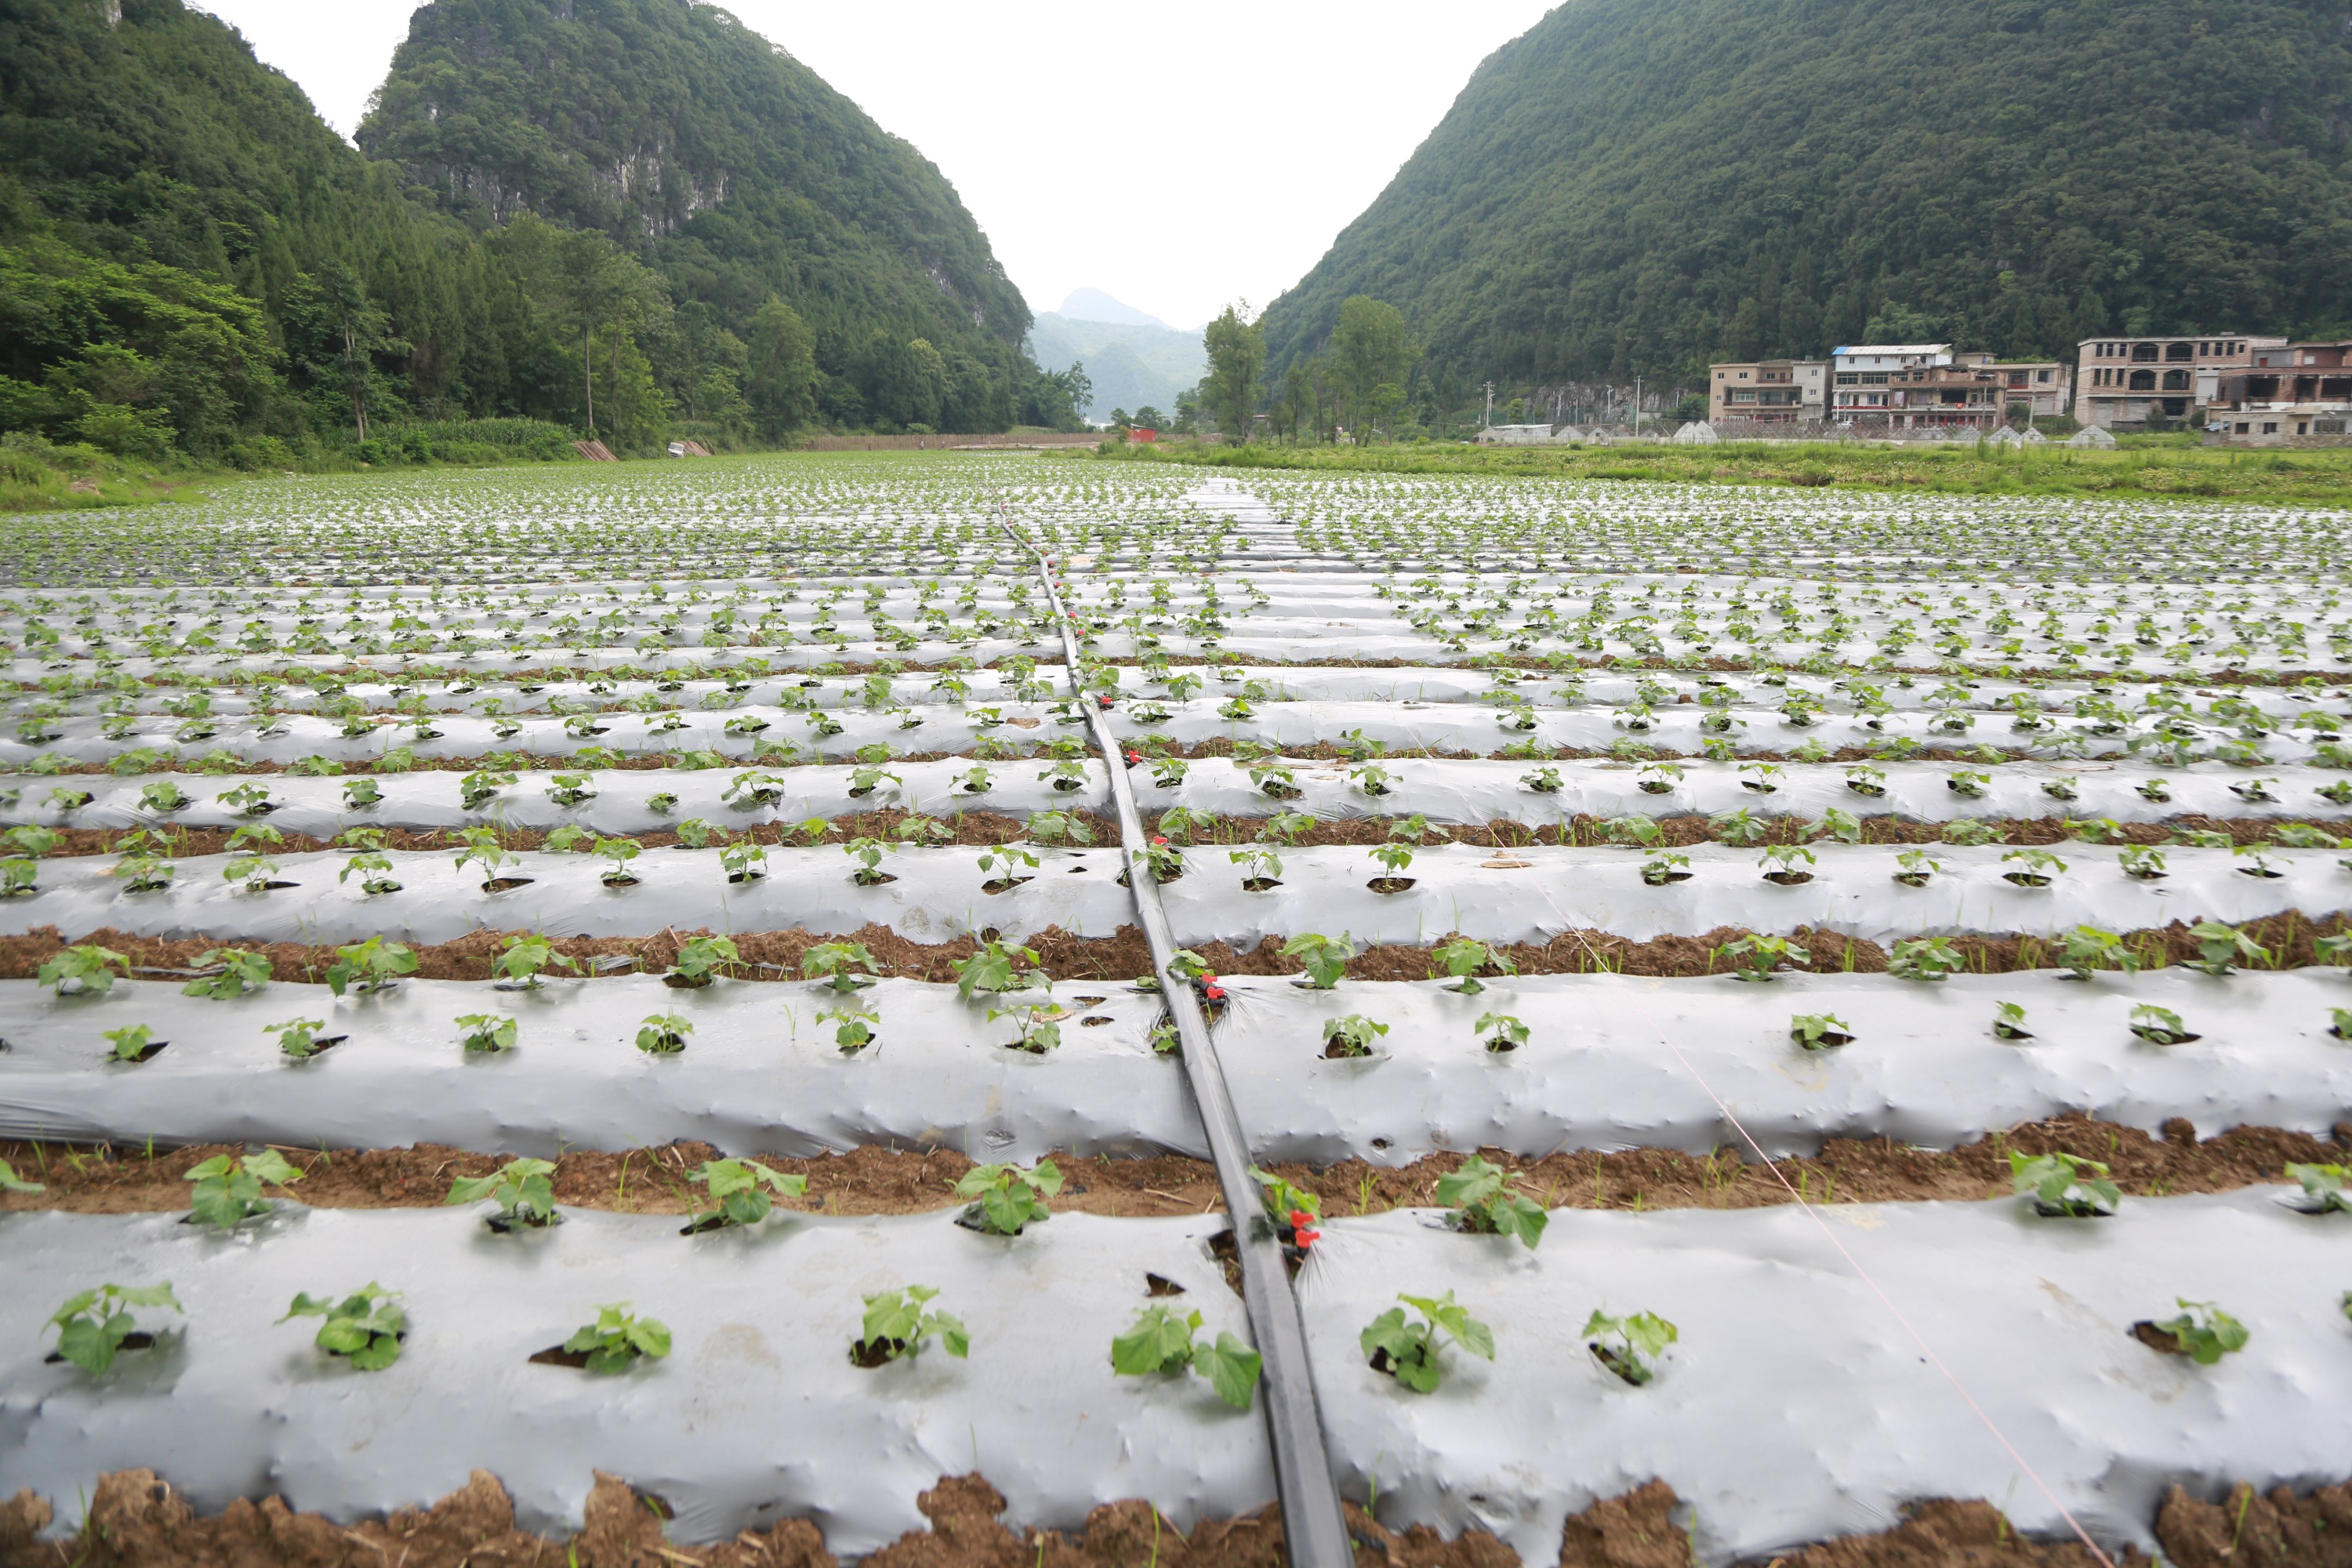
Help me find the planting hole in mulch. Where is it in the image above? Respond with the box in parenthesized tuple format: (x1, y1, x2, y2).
(2132, 1322, 2188, 1356)
(1240, 877, 1282, 892)
(2002, 873, 2053, 887)
(111, 1040, 168, 1064)
(485, 1210, 564, 1235)
(1894, 872, 1932, 887)
(45, 1333, 153, 1364)
(854, 874, 900, 887)
(1590, 1343, 1650, 1386)
(1206, 1230, 1245, 1294)
(1080, 1014, 1112, 1026)
(528, 1345, 593, 1369)
(981, 877, 1033, 895)
(661, 974, 710, 989)
(1367, 877, 1417, 895)
(726, 873, 764, 885)
(600, 874, 640, 887)
(481, 878, 535, 893)
(1762, 871, 1813, 886)
(1145, 1273, 1185, 1298)
(848, 1337, 907, 1369)
(287, 1035, 348, 1059)
(678, 1213, 735, 1236)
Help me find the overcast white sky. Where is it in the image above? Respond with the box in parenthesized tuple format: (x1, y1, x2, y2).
(191, 0, 1557, 331)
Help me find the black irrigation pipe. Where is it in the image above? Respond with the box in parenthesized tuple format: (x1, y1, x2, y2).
(991, 500, 1354, 1568)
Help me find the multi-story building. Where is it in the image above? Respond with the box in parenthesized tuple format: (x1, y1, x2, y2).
(1831, 345, 2004, 430)
(2074, 336, 2283, 428)
(2205, 340, 2352, 442)
(1961, 358, 2072, 419)
(1708, 360, 1827, 423)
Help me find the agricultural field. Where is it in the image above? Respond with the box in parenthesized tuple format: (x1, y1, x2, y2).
(2, 450, 2350, 1568)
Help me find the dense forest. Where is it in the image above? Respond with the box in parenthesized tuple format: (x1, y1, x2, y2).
(1262, 0, 2352, 402)
(0, 0, 1081, 476)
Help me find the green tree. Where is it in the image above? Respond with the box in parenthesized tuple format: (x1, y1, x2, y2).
(1330, 296, 1411, 445)
(1200, 301, 1266, 443)
(744, 297, 817, 438)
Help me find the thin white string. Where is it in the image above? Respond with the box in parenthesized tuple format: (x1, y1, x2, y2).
(1556, 921, 2118, 1568)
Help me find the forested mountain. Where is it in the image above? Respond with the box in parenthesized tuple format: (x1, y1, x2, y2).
(358, 0, 1040, 433)
(0, 0, 1073, 472)
(1262, 0, 2352, 398)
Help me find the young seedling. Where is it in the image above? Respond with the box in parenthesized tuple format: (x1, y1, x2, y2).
(456, 1013, 518, 1053)
(458, 769, 517, 811)
(685, 1157, 809, 1231)
(2186, 920, 2269, 977)
(185, 1149, 303, 1229)
(1604, 813, 1664, 848)
(669, 934, 739, 985)
(1110, 1305, 1263, 1410)
(557, 1305, 672, 1373)
(271, 1018, 338, 1059)
(339, 851, 403, 895)
(721, 840, 770, 882)
(1993, 1001, 2034, 1040)
(844, 836, 895, 885)
(0, 1157, 45, 1193)
(1367, 840, 1415, 887)
(1639, 850, 1693, 887)
(2130, 1004, 2198, 1045)
(324, 936, 417, 996)
(1583, 1309, 1678, 1386)
(2123, 845, 2169, 885)
(1280, 931, 1352, 990)
(453, 827, 521, 890)
(446, 1156, 557, 1228)
(1886, 936, 1965, 982)
(1520, 766, 1563, 794)
(1790, 1012, 1853, 1050)
(593, 837, 641, 885)
(803, 940, 880, 992)
(853, 1286, 968, 1366)
(1758, 844, 1816, 883)
(1028, 810, 1098, 848)
(46, 1283, 182, 1374)
(1321, 1014, 1388, 1058)
(976, 841, 1040, 889)
(954, 1160, 1063, 1235)
(1360, 1291, 1494, 1393)
(819, 1004, 877, 1054)
(494, 933, 579, 989)
(183, 946, 271, 1000)
(2057, 925, 2142, 981)
(987, 995, 1065, 1053)
(1468, 1008, 1530, 1053)
(1433, 936, 1515, 994)
(1229, 846, 1283, 888)
(2001, 848, 2067, 887)
(1711, 934, 1809, 983)
(2009, 1151, 2122, 1217)
(1436, 1155, 1546, 1248)
(342, 778, 383, 810)
(953, 938, 1044, 1003)
(2138, 1299, 2249, 1365)
(103, 1024, 162, 1062)
(2285, 1163, 2352, 1214)
(281, 1283, 406, 1370)
(636, 1012, 693, 1054)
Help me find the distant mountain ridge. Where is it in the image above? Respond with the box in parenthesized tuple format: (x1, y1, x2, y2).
(1028, 307, 1204, 421)
(1057, 289, 1171, 329)
(1261, 0, 2352, 391)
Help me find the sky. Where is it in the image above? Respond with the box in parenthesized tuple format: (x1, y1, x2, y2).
(190, 0, 1559, 332)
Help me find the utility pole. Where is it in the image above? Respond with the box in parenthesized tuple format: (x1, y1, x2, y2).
(1483, 381, 1494, 429)
(1633, 375, 1642, 438)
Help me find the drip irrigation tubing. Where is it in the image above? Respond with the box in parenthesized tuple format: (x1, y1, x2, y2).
(992, 492, 1354, 1568)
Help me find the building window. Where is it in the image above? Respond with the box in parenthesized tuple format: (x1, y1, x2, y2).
(2165, 343, 2193, 362)
(2132, 343, 2158, 362)
(2036, 370, 2051, 383)
(2128, 370, 2156, 390)
(2263, 422, 2278, 434)
(2161, 369, 2190, 390)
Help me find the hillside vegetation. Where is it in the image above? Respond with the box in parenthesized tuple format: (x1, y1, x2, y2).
(0, 0, 1074, 488)
(1262, 0, 2352, 397)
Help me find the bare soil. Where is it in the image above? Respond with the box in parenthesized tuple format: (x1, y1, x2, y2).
(2, 906, 2347, 990)
(13, 1468, 2335, 1568)
(5, 1113, 2338, 1221)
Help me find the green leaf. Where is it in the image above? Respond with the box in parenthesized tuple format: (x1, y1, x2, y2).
(347, 1334, 403, 1371)
(0, 1156, 45, 1194)
(1196, 1332, 1262, 1410)
(1110, 1306, 1199, 1377)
